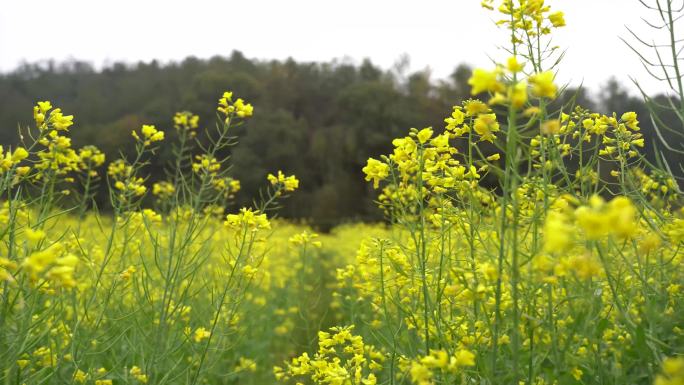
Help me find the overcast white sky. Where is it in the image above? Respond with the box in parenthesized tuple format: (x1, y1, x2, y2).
(0, 0, 673, 96)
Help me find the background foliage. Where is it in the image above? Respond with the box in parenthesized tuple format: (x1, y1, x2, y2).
(0, 52, 680, 227)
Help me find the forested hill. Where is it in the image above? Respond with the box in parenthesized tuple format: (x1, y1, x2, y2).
(0, 51, 678, 227)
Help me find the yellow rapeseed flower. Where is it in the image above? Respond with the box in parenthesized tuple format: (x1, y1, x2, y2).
(473, 113, 500, 143)
(468, 68, 505, 95)
(529, 71, 557, 99)
(362, 158, 390, 189)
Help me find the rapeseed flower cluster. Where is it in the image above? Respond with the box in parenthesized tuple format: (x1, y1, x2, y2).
(131, 124, 165, 146)
(350, 1, 683, 384)
(267, 170, 300, 193)
(217, 91, 254, 122)
(0, 92, 321, 385)
(274, 326, 382, 385)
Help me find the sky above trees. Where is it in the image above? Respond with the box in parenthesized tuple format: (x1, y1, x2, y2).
(0, 0, 666, 96)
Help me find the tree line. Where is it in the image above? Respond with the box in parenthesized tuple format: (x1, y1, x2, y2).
(0, 51, 680, 228)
